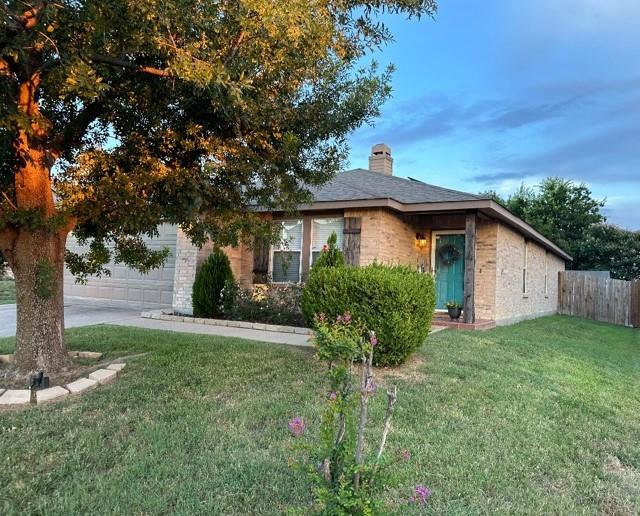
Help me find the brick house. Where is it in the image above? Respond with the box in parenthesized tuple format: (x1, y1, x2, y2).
(171, 144, 571, 326)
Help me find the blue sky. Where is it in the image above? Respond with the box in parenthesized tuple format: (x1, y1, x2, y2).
(348, 0, 640, 229)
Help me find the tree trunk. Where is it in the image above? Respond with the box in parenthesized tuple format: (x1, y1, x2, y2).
(12, 228, 71, 375)
(7, 76, 73, 374)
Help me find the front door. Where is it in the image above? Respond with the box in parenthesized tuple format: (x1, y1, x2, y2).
(434, 233, 465, 310)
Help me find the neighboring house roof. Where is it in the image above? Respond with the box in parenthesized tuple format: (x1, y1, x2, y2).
(295, 168, 572, 262)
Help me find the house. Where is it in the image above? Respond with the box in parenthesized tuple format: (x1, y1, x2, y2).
(65, 143, 571, 327)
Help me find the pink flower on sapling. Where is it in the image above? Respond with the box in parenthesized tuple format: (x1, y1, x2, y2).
(364, 378, 377, 395)
(322, 244, 329, 252)
(288, 417, 306, 437)
(369, 331, 378, 347)
(329, 391, 337, 401)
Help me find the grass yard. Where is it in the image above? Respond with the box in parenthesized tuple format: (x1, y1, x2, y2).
(0, 279, 15, 304)
(1, 316, 638, 514)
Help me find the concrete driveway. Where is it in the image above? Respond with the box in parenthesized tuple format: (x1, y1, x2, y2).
(0, 297, 311, 346)
(0, 298, 145, 338)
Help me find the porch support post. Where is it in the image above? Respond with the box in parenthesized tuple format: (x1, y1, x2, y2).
(463, 211, 476, 323)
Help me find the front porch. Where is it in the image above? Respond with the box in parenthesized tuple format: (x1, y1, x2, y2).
(409, 210, 493, 326)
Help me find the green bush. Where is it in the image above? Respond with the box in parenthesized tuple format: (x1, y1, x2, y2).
(192, 248, 235, 317)
(227, 282, 305, 327)
(301, 263, 435, 366)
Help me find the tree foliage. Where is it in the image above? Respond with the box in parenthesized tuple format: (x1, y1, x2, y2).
(574, 224, 640, 281)
(480, 178, 640, 279)
(1, 0, 437, 276)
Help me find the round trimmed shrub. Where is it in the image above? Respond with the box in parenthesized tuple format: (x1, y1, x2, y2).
(192, 248, 235, 318)
(302, 263, 435, 366)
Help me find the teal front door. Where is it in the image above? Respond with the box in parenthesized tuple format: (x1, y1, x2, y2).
(434, 234, 465, 309)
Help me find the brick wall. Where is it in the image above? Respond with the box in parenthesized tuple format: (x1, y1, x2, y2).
(474, 218, 498, 321)
(172, 228, 198, 315)
(494, 222, 565, 324)
(172, 230, 255, 315)
(344, 208, 421, 267)
(223, 244, 254, 287)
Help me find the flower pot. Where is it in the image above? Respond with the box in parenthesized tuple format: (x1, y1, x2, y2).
(447, 306, 462, 320)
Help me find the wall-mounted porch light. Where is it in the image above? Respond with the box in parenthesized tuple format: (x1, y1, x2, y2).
(415, 232, 428, 249)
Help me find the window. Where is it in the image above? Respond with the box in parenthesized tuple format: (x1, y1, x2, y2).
(271, 220, 303, 282)
(522, 240, 528, 295)
(544, 251, 548, 296)
(311, 218, 344, 265)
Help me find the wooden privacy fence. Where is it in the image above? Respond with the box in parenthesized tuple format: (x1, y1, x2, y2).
(558, 271, 640, 328)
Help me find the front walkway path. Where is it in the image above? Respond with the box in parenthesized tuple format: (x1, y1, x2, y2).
(110, 317, 312, 347)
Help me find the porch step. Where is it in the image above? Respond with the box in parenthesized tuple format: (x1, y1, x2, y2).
(432, 315, 496, 331)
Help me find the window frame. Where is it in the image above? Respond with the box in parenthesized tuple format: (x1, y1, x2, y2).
(544, 250, 549, 297)
(522, 240, 529, 296)
(270, 219, 303, 284)
(309, 217, 345, 267)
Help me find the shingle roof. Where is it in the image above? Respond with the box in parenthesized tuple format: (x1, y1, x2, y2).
(309, 168, 483, 204)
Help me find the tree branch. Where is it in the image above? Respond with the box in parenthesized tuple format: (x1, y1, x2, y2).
(224, 31, 246, 66)
(354, 348, 374, 490)
(51, 101, 104, 157)
(376, 385, 398, 462)
(89, 55, 171, 78)
(0, 226, 18, 269)
(20, 2, 50, 30)
(1, 1, 50, 49)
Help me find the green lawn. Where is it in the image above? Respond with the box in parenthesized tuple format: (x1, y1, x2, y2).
(1, 316, 638, 514)
(0, 279, 15, 304)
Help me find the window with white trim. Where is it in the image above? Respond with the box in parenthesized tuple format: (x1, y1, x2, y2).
(522, 240, 529, 295)
(311, 217, 344, 265)
(544, 251, 548, 296)
(272, 219, 303, 283)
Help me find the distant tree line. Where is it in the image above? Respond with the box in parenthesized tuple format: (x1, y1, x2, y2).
(481, 178, 640, 280)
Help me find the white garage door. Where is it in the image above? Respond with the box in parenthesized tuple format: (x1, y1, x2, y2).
(64, 224, 177, 308)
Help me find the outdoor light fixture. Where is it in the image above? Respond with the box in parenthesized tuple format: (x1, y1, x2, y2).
(29, 371, 49, 390)
(415, 233, 428, 249)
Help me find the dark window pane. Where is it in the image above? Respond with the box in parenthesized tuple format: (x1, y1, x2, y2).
(273, 252, 300, 282)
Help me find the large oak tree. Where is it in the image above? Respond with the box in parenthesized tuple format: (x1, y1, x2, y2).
(1, 0, 436, 374)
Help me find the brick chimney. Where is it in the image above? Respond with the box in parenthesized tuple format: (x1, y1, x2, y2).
(368, 143, 393, 175)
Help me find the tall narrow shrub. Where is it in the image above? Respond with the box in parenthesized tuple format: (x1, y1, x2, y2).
(313, 231, 345, 269)
(192, 248, 235, 317)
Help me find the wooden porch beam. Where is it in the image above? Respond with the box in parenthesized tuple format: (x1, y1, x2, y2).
(463, 212, 476, 324)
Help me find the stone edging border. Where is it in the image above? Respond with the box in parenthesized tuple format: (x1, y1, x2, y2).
(0, 362, 126, 409)
(141, 309, 311, 335)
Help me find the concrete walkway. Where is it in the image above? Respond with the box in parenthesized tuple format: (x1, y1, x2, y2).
(0, 298, 311, 346)
(110, 317, 311, 346)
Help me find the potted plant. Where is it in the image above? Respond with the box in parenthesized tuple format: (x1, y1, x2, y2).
(446, 301, 462, 320)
